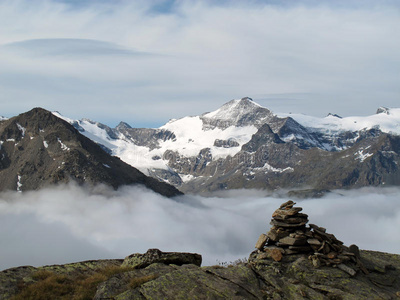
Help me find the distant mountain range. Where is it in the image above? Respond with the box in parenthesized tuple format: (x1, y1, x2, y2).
(49, 97, 400, 196)
(0, 108, 182, 197)
(1, 98, 399, 196)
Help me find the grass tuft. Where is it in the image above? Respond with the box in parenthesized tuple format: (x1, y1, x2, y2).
(11, 273, 73, 300)
(216, 257, 248, 268)
(31, 270, 53, 281)
(129, 274, 159, 289)
(11, 265, 136, 300)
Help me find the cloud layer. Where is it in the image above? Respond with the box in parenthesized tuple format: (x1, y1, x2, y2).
(1, 183, 399, 270)
(0, 0, 399, 126)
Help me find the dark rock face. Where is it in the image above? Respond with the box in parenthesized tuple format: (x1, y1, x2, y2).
(179, 131, 400, 195)
(119, 128, 176, 151)
(0, 108, 182, 197)
(241, 123, 284, 152)
(214, 138, 239, 148)
(275, 116, 323, 149)
(377, 106, 390, 114)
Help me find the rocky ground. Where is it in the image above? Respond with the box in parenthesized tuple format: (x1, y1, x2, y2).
(1, 201, 400, 299)
(1, 248, 399, 299)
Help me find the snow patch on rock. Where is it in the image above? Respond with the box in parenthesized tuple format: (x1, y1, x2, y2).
(354, 148, 374, 162)
(57, 138, 70, 151)
(16, 123, 26, 137)
(17, 175, 22, 192)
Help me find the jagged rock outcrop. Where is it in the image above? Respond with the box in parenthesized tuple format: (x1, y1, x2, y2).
(2, 202, 400, 299)
(0, 108, 182, 197)
(117, 127, 176, 151)
(214, 138, 240, 148)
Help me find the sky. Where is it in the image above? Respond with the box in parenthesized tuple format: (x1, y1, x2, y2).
(0, 0, 399, 127)
(1, 184, 399, 270)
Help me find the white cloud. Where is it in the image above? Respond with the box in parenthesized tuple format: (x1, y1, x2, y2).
(0, 0, 399, 126)
(1, 184, 400, 270)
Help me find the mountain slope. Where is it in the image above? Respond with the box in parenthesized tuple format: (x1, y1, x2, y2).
(55, 97, 400, 195)
(0, 108, 182, 197)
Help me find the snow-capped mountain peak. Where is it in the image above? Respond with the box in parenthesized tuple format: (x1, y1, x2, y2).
(201, 97, 274, 130)
(202, 97, 260, 119)
(116, 121, 132, 130)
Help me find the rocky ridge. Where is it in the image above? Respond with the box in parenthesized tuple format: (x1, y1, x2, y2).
(0, 108, 182, 197)
(1, 201, 400, 299)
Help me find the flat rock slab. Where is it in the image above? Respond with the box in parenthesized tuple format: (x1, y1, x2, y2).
(280, 200, 295, 209)
(273, 216, 308, 224)
(138, 264, 262, 299)
(267, 249, 283, 262)
(279, 236, 307, 246)
(272, 207, 303, 219)
(267, 228, 289, 241)
(270, 219, 307, 228)
(288, 245, 312, 252)
(122, 249, 202, 269)
(255, 234, 268, 250)
(307, 238, 322, 246)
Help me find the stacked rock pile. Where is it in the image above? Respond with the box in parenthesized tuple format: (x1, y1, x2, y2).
(255, 200, 368, 276)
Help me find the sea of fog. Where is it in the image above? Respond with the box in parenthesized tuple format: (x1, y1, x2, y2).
(0, 184, 399, 270)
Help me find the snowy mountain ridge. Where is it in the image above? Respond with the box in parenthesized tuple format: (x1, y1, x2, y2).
(283, 107, 400, 136)
(52, 97, 400, 195)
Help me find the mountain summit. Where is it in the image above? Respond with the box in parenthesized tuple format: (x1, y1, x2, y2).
(201, 97, 274, 130)
(0, 108, 182, 197)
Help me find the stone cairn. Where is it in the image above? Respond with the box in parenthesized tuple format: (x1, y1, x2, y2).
(255, 200, 368, 276)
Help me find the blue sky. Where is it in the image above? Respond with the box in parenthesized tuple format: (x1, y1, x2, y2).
(0, 0, 399, 127)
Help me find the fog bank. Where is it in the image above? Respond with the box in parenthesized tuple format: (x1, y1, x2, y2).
(0, 184, 399, 270)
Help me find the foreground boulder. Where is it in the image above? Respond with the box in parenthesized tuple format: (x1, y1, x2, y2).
(122, 248, 202, 269)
